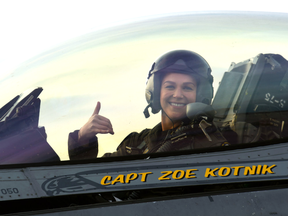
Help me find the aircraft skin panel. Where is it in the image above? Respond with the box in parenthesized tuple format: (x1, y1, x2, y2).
(0, 168, 38, 200)
(0, 141, 288, 202)
(12, 187, 288, 216)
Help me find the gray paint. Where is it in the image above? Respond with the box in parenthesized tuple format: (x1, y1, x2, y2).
(14, 187, 288, 216)
(1, 141, 288, 201)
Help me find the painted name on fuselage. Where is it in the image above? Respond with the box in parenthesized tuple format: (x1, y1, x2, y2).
(101, 164, 276, 185)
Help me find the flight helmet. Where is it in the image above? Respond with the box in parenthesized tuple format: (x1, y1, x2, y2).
(144, 50, 213, 118)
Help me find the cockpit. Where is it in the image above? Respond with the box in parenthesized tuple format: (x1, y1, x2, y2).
(1, 13, 288, 165)
(1, 12, 288, 215)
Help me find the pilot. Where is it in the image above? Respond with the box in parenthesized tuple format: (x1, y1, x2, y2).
(68, 50, 228, 160)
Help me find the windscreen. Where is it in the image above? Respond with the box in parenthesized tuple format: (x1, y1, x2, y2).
(0, 12, 288, 164)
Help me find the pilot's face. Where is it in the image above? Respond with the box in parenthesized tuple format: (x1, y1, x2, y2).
(160, 73, 197, 122)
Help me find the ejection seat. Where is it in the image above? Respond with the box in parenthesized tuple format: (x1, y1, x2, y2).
(212, 53, 288, 145)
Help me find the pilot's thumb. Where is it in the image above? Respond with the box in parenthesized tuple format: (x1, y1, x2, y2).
(93, 101, 101, 115)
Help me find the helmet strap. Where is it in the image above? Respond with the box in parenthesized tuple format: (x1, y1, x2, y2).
(162, 109, 175, 130)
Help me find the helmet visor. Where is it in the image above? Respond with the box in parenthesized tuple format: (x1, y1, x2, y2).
(150, 50, 211, 79)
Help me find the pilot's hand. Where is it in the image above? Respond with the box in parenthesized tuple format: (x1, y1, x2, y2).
(78, 102, 114, 145)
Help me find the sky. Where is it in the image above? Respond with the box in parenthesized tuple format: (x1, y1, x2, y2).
(1, 0, 288, 78)
(1, 1, 288, 161)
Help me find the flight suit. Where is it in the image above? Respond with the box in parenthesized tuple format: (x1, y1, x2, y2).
(68, 119, 228, 160)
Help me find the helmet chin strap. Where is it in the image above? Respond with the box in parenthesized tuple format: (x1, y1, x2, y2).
(144, 104, 175, 130)
(162, 109, 175, 130)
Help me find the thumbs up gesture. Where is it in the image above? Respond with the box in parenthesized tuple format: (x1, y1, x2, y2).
(78, 102, 114, 145)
